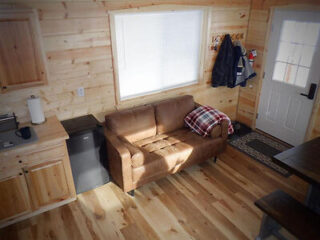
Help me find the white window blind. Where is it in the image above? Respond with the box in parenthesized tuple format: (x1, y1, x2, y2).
(112, 9, 205, 100)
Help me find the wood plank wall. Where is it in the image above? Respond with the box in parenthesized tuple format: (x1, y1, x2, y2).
(236, 0, 320, 140)
(0, 0, 250, 123)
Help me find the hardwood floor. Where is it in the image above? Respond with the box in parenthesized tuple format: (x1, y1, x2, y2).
(0, 145, 308, 240)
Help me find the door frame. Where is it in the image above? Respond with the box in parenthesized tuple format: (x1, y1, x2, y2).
(252, 4, 320, 142)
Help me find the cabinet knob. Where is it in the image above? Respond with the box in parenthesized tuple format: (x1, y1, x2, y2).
(19, 160, 22, 163)
(19, 172, 23, 176)
(24, 170, 28, 174)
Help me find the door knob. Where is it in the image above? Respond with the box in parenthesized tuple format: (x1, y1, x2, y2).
(300, 83, 317, 100)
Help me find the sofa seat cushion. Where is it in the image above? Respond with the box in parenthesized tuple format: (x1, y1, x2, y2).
(131, 128, 224, 183)
(122, 141, 160, 168)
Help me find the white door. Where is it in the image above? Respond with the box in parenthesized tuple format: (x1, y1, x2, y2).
(256, 9, 320, 146)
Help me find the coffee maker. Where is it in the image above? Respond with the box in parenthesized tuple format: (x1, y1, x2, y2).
(0, 113, 19, 132)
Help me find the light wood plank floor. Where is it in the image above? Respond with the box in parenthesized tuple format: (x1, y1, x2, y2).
(0, 145, 308, 240)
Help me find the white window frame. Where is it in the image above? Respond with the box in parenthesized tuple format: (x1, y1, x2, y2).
(109, 5, 211, 103)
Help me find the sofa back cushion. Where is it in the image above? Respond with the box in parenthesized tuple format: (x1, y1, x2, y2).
(153, 95, 195, 134)
(105, 105, 156, 142)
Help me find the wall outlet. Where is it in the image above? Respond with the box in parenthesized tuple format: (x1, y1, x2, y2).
(77, 87, 85, 97)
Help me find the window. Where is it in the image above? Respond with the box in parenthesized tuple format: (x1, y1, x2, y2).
(272, 20, 320, 88)
(110, 6, 209, 100)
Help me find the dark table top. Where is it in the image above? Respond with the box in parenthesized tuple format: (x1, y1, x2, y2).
(272, 137, 320, 186)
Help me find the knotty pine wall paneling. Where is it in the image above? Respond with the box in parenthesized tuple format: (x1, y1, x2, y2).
(0, 0, 251, 123)
(236, 0, 320, 141)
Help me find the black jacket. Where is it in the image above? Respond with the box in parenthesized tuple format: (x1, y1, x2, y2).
(211, 34, 235, 88)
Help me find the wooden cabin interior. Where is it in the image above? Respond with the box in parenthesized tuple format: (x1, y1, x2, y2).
(0, 0, 320, 239)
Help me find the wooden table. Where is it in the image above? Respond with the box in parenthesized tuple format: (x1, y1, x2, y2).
(272, 137, 320, 214)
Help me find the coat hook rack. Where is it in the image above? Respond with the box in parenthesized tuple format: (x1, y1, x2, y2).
(211, 33, 245, 51)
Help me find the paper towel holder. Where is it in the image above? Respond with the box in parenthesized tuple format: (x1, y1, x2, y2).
(32, 118, 47, 125)
(28, 95, 46, 125)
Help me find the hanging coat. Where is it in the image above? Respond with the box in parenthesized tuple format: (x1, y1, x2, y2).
(232, 40, 256, 87)
(211, 34, 235, 88)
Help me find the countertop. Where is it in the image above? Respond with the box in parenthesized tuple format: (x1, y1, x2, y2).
(0, 116, 68, 158)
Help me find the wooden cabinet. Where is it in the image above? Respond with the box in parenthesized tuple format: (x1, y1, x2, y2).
(26, 159, 70, 209)
(0, 117, 76, 228)
(0, 173, 31, 221)
(0, 9, 47, 92)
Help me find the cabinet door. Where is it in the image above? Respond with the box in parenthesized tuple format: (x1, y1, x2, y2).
(25, 160, 70, 210)
(0, 173, 31, 221)
(0, 9, 47, 92)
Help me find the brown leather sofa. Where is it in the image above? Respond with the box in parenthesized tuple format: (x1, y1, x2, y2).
(104, 95, 228, 194)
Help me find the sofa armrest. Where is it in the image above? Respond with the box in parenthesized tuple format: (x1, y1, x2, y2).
(118, 136, 146, 168)
(210, 125, 222, 138)
(194, 102, 229, 140)
(194, 101, 202, 108)
(220, 119, 229, 140)
(104, 126, 133, 192)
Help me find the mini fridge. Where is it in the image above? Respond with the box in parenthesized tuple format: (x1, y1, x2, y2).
(61, 115, 109, 194)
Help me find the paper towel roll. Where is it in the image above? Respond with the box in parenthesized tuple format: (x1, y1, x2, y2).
(27, 95, 45, 124)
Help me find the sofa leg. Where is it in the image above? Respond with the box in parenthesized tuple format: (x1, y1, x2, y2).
(127, 190, 135, 197)
(214, 156, 217, 163)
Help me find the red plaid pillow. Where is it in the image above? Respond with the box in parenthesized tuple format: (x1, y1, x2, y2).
(184, 105, 234, 137)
